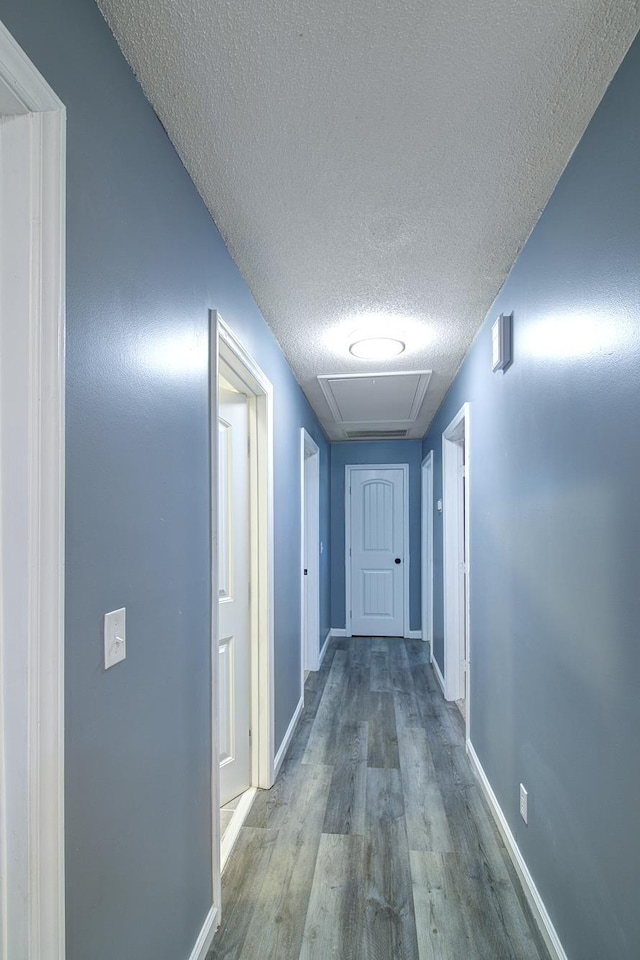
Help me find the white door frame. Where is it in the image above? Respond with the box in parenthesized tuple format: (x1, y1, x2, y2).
(300, 429, 320, 678)
(421, 452, 434, 655)
(442, 403, 471, 736)
(210, 313, 275, 911)
(345, 463, 410, 639)
(0, 21, 66, 960)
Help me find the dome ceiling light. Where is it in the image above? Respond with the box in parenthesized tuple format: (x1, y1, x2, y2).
(348, 334, 406, 360)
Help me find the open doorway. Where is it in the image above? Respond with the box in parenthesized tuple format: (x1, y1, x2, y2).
(300, 429, 320, 680)
(210, 313, 275, 891)
(442, 403, 470, 740)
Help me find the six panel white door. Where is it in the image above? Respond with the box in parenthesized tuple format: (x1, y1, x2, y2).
(349, 467, 406, 637)
(218, 388, 251, 805)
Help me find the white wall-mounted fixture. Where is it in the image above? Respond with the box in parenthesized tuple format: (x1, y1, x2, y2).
(520, 783, 529, 824)
(437, 498, 443, 513)
(104, 607, 127, 669)
(348, 331, 405, 359)
(492, 312, 513, 371)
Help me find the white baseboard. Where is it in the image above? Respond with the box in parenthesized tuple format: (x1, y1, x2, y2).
(318, 629, 331, 666)
(466, 742, 568, 960)
(408, 629, 422, 639)
(273, 695, 304, 778)
(188, 904, 218, 960)
(221, 786, 257, 873)
(330, 627, 349, 638)
(432, 655, 446, 695)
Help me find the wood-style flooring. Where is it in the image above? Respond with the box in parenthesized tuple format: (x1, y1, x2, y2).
(208, 637, 550, 960)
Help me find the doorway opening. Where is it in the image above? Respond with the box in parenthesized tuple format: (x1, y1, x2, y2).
(345, 464, 410, 639)
(0, 21, 66, 959)
(211, 313, 275, 891)
(421, 451, 434, 655)
(300, 429, 320, 680)
(442, 403, 470, 741)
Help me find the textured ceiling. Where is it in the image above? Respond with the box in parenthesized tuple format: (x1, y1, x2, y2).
(97, 0, 639, 439)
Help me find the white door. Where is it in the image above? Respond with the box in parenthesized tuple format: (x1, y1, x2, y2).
(348, 467, 406, 637)
(218, 388, 251, 805)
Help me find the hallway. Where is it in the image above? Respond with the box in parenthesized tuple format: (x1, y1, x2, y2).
(208, 638, 550, 960)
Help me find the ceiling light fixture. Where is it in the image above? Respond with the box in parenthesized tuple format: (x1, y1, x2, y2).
(348, 335, 406, 360)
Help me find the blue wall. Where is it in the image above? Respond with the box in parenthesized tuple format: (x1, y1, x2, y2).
(423, 34, 640, 960)
(0, 2, 329, 958)
(330, 440, 422, 632)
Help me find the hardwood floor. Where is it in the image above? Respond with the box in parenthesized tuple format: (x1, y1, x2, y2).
(208, 638, 550, 960)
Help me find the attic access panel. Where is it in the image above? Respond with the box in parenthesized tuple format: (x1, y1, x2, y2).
(317, 371, 432, 426)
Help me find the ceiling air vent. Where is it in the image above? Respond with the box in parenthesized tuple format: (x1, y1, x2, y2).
(344, 429, 409, 440)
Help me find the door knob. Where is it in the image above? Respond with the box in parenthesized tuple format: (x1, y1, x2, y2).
(394, 558, 401, 564)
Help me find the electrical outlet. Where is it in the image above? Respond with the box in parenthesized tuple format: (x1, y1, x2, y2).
(519, 783, 528, 824)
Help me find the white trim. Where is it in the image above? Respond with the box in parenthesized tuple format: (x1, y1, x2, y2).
(273, 696, 304, 779)
(408, 630, 422, 640)
(345, 463, 410, 639)
(220, 787, 257, 873)
(442, 403, 471, 743)
(209, 315, 222, 914)
(187, 905, 219, 960)
(216, 314, 275, 791)
(432, 656, 446, 696)
(0, 22, 61, 112)
(211, 313, 276, 921)
(467, 743, 568, 960)
(330, 628, 349, 638)
(318, 629, 332, 666)
(0, 21, 66, 960)
(300, 429, 321, 682)
(421, 452, 434, 657)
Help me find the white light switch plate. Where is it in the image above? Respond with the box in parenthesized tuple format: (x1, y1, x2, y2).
(104, 607, 126, 670)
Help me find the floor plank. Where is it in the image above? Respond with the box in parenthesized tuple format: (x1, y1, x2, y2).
(299, 834, 365, 960)
(366, 691, 400, 769)
(322, 720, 368, 836)
(369, 645, 391, 693)
(410, 851, 474, 960)
(398, 725, 453, 853)
(302, 651, 349, 766)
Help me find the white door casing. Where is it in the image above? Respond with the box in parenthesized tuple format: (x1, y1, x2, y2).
(0, 20, 65, 960)
(210, 312, 275, 918)
(421, 452, 434, 654)
(218, 389, 251, 806)
(346, 465, 409, 638)
(442, 402, 471, 741)
(300, 429, 320, 678)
